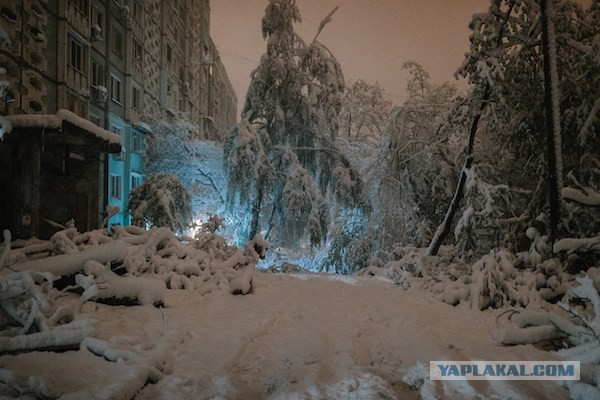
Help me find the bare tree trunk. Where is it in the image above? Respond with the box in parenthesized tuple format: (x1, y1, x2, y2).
(249, 185, 264, 241)
(427, 0, 517, 256)
(427, 87, 490, 256)
(541, 0, 563, 245)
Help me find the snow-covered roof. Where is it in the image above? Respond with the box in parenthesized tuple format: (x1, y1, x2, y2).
(132, 121, 152, 134)
(6, 109, 121, 145)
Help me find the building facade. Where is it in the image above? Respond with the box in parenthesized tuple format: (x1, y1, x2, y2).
(0, 0, 237, 234)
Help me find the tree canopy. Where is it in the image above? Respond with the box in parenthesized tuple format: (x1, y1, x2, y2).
(427, 0, 599, 257)
(224, 0, 369, 247)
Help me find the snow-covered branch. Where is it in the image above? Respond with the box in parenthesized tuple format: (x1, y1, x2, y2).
(562, 186, 600, 207)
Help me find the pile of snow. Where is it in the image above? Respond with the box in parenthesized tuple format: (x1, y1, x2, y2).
(2, 219, 597, 398)
(358, 231, 600, 400)
(359, 231, 593, 311)
(0, 241, 570, 398)
(0, 223, 269, 358)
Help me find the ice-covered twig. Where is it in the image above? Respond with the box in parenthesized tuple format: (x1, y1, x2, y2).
(554, 237, 600, 254)
(562, 187, 600, 207)
(492, 324, 560, 345)
(0, 320, 94, 355)
(569, 276, 600, 336)
(11, 240, 131, 276)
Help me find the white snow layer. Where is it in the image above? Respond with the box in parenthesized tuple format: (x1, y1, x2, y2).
(6, 109, 121, 145)
(0, 226, 578, 399)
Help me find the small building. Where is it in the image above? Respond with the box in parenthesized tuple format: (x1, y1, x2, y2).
(1, 110, 120, 239)
(1, 1, 237, 235)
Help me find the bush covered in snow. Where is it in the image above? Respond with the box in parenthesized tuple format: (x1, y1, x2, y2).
(128, 173, 192, 233)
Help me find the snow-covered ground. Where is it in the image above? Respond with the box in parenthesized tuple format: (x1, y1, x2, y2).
(1, 269, 569, 399)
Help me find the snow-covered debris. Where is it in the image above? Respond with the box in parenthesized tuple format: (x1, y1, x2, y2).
(0, 271, 93, 354)
(11, 239, 130, 276)
(470, 250, 518, 310)
(79, 260, 166, 307)
(554, 237, 600, 255)
(229, 263, 255, 295)
(0, 225, 572, 399)
(402, 361, 428, 390)
(563, 186, 600, 207)
(128, 173, 192, 233)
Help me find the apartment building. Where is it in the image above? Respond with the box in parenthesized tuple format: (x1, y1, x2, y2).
(0, 0, 237, 237)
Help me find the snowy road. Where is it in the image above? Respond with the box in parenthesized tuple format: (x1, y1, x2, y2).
(1, 272, 569, 399)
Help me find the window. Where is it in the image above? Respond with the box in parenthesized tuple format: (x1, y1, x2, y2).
(110, 174, 122, 199)
(91, 6, 103, 39)
(91, 60, 104, 86)
(166, 44, 172, 63)
(69, 0, 88, 14)
(133, 0, 143, 22)
(29, 101, 42, 113)
(111, 27, 123, 58)
(132, 86, 140, 110)
(91, 5, 103, 28)
(131, 173, 143, 190)
(132, 131, 142, 152)
(110, 75, 122, 103)
(133, 38, 143, 70)
(111, 125, 125, 160)
(68, 34, 84, 71)
(110, 125, 121, 135)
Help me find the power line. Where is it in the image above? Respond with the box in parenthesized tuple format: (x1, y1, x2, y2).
(302, 10, 410, 76)
(215, 45, 259, 67)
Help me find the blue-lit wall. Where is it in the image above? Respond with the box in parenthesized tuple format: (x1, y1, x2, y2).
(107, 117, 145, 228)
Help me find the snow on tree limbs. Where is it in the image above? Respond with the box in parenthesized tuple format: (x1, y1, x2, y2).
(128, 173, 193, 233)
(225, 0, 369, 246)
(428, 0, 599, 256)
